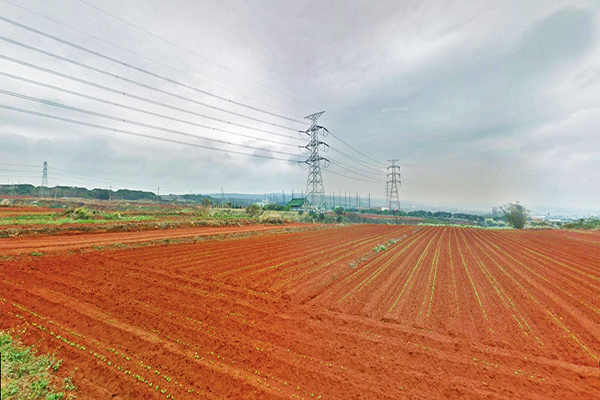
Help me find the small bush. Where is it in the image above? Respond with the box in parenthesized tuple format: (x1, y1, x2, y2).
(70, 207, 94, 220)
(259, 213, 284, 224)
(100, 212, 122, 220)
(246, 204, 261, 217)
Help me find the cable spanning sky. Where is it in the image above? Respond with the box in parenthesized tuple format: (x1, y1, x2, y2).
(0, 0, 599, 213)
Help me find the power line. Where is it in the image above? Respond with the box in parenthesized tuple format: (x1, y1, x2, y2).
(0, 90, 300, 157)
(0, 14, 304, 124)
(0, 71, 297, 147)
(329, 147, 383, 172)
(327, 130, 387, 167)
(328, 159, 385, 180)
(0, 168, 43, 172)
(0, 103, 305, 163)
(0, 7, 387, 186)
(0, 69, 384, 181)
(323, 169, 382, 184)
(0, 89, 302, 157)
(0, 84, 382, 184)
(0, 37, 385, 177)
(0, 54, 302, 141)
(76, 0, 318, 110)
(0, 36, 299, 132)
(0, 0, 303, 119)
(0, 163, 39, 167)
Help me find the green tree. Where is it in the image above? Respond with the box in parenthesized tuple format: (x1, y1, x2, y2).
(202, 197, 212, 207)
(501, 202, 529, 229)
(333, 207, 344, 216)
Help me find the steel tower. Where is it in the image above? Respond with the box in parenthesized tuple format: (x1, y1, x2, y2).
(40, 161, 49, 197)
(387, 159, 401, 211)
(299, 111, 329, 210)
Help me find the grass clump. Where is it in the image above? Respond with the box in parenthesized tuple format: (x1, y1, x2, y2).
(0, 332, 77, 399)
(70, 207, 94, 220)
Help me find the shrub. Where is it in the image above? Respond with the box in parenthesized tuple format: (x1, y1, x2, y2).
(246, 204, 261, 217)
(70, 207, 94, 220)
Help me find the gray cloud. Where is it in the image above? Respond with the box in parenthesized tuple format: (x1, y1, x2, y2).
(0, 0, 598, 213)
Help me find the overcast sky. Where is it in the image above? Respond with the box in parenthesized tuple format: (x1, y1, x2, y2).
(0, 0, 599, 213)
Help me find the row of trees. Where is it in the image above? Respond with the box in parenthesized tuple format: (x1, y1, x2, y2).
(0, 184, 159, 201)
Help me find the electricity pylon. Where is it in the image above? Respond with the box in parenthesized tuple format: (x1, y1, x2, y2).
(299, 111, 329, 210)
(384, 181, 389, 209)
(40, 161, 49, 197)
(387, 159, 401, 211)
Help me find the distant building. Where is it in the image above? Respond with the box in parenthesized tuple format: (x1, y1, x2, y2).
(286, 198, 308, 211)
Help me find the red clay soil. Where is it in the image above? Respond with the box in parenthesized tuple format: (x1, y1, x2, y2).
(1, 225, 599, 399)
(0, 223, 309, 255)
(0, 206, 56, 216)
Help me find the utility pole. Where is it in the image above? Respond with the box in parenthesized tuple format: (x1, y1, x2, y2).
(368, 192, 371, 209)
(299, 111, 329, 210)
(109, 185, 112, 205)
(40, 161, 49, 197)
(157, 186, 160, 204)
(387, 159, 401, 211)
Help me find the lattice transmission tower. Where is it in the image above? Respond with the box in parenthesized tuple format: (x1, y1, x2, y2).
(40, 161, 49, 197)
(299, 111, 329, 210)
(387, 159, 401, 211)
(384, 181, 389, 209)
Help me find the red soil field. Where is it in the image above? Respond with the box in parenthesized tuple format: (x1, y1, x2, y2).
(0, 224, 308, 254)
(0, 206, 56, 216)
(1, 225, 599, 399)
